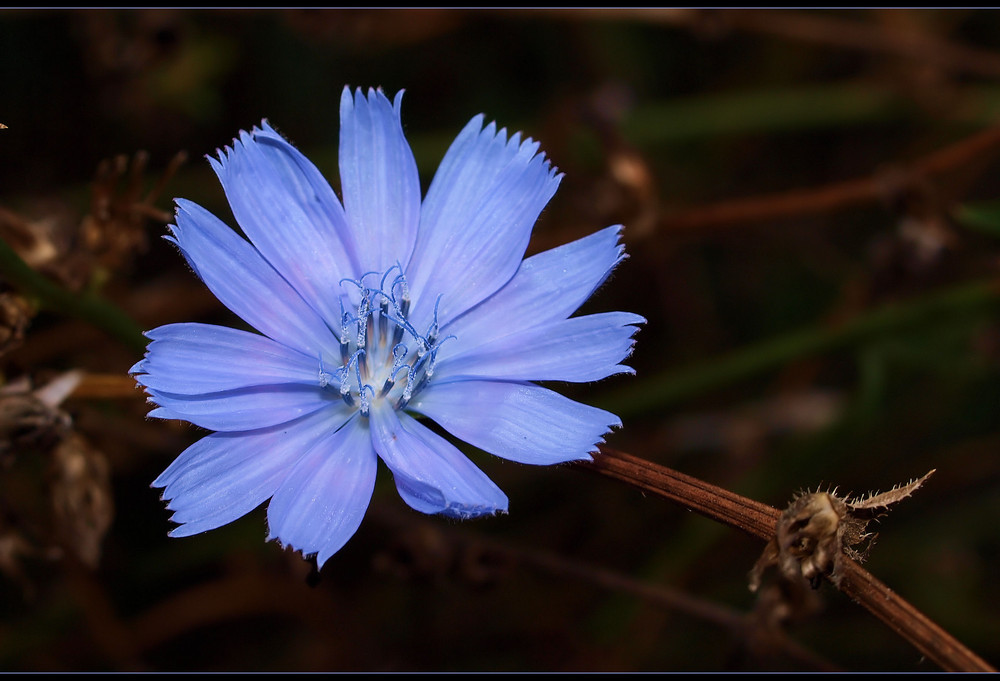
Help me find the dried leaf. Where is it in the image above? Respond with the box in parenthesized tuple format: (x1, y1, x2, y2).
(82, 150, 184, 274)
(0, 293, 34, 357)
(0, 371, 113, 581)
(49, 432, 113, 568)
(0, 388, 72, 455)
(0, 528, 50, 600)
(847, 469, 936, 513)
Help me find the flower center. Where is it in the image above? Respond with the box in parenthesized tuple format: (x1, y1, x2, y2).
(322, 267, 447, 417)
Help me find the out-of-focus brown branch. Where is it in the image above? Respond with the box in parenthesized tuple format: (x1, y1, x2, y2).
(369, 504, 839, 670)
(837, 560, 991, 674)
(546, 9, 1000, 80)
(578, 446, 996, 672)
(128, 569, 331, 655)
(70, 373, 143, 400)
(65, 560, 147, 670)
(585, 447, 780, 539)
(724, 10, 1000, 81)
(660, 124, 1000, 233)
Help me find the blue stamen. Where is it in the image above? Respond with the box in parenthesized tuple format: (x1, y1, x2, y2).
(331, 266, 454, 417)
(318, 355, 335, 389)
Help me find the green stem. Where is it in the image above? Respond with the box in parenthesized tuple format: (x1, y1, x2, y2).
(0, 236, 146, 354)
(603, 279, 1000, 417)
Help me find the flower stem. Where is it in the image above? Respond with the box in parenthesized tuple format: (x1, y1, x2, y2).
(0, 236, 146, 354)
(577, 446, 996, 672)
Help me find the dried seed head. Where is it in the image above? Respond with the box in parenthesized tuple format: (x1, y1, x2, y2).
(749, 471, 935, 616)
(0, 294, 33, 357)
(777, 491, 846, 589)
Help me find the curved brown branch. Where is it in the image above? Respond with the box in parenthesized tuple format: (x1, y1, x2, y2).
(541, 9, 1000, 80)
(660, 124, 1000, 233)
(837, 560, 991, 673)
(577, 446, 995, 672)
(369, 504, 838, 670)
(723, 10, 1000, 80)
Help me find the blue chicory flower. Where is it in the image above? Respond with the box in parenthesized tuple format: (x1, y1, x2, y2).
(131, 86, 644, 567)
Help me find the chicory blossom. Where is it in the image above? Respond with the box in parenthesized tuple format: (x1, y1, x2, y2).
(132, 86, 643, 567)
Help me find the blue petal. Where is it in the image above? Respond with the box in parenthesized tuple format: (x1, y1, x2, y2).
(154, 407, 352, 537)
(210, 122, 361, 325)
(169, 200, 338, 360)
(266, 416, 376, 567)
(436, 311, 645, 383)
(443, 224, 626, 347)
(146, 384, 348, 432)
(369, 401, 508, 519)
(338, 87, 420, 275)
(132, 322, 325, 395)
(409, 380, 619, 465)
(406, 116, 562, 333)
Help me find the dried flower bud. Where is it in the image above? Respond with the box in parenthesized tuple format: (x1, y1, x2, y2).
(749, 471, 935, 626)
(0, 293, 33, 357)
(49, 432, 113, 568)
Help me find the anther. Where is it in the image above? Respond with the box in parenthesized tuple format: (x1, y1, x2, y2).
(338, 348, 366, 406)
(318, 355, 335, 389)
(377, 296, 390, 348)
(332, 266, 455, 417)
(358, 383, 374, 416)
(356, 294, 372, 348)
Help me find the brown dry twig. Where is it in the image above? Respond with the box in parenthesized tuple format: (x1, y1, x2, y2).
(720, 10, 1000, 80)
(70, 372, 145, 400)
(659, 124, 1000, 234)
(578, 446, 995, 672)
(548, 9, 1000, 80)
(369, 504, 839, 670)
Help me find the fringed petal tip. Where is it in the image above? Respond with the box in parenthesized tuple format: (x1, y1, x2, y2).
(206, 122, 294, 179)
(608, 223, 628, 258)
(341, 85, 403, 115)
(209, 122, 271, 163)
(613, 319, 647, 375)
(339, 86, 413, 117)
(167, 519, 223, 539)
(265, 527, 359, 570)
(165, 524, 192, 538)
(509, 131, 559, 180)
(614, 365, 638, 378)
(263, 537, 347, 571)
(464, 113, 560, 179)
(264, 525, 353, 571)
(265, 534, 319, 565)
(145, 405, 176, 422)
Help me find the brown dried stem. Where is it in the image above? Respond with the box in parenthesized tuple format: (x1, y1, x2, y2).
(368, 504, 839, 670)
(723, 10, 1000, 80)
(578, 446, 995, 672)
(548, 9, 1000, 80)
(660, 124, 1000, 233)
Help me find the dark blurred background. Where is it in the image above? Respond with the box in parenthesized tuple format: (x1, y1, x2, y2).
(1, 8, 999, 671)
